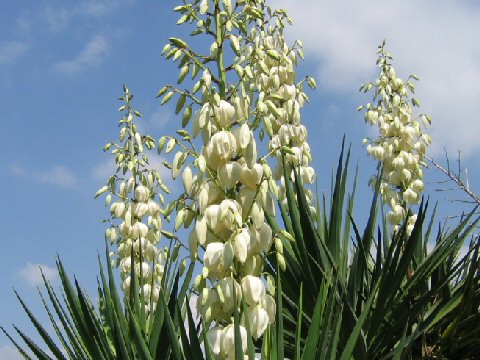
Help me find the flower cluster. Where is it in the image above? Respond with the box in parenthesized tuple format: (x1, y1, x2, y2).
(156, 1, 316, 357)
(187, 97, 277, 357)
(360, 42, 432, 235)
(252, 21, 317, 214)
(98, 87, 169, 310)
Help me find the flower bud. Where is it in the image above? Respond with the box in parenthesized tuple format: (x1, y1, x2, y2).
(182, 166, 193, 195)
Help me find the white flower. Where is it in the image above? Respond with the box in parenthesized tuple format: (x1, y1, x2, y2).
(241, 275, 265, 306)
(240, 164, 263, 190)
(204, 242, 233, 278)
(216, 277, 242, 313)
(195, 217, 208, 246)
(199, 0, 209, 15)
(246, 306, 270, 340)
(233, 229, 250, 263)
(207, 327, 223, 356)
(131, 222, 148, 238)
(386, 204, 405, 225)
(403, 188, 419, 204)
(222, 323, 247, 359)
(262, 294, 276, 324)
(301, 166, 316, 184)
(411, 179, 424, 192)
(134, 202, 149, 218)
(232, 123, 251, 150)
(205, 131, 237, 168)
(218, 161, 242, 189)
(258, 222, 273, 252)
(135, 186, 150, 202)
(111, 202, 126, 218)
(147, 201, 160, 216)
(214, 100, 236, 129)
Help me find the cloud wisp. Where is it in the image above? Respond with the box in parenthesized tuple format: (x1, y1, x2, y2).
(44, 0, 135, 32)
(18, 262, 59, 287)
(0, 41, 29, 65)
(277, 0, 480, 158)
(10, 164, 78, 189)
(54, 35, 108, 74)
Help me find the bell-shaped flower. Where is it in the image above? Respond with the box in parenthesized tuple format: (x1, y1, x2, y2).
(219, 199, 242, 230)
(135, 185, 150, 202)
(111, 202, 126, 218)
(386, 204, 405, 225)
(204, 242, 233, 278)
(218, 161, 242, 189)
(250, 202, 265, 230)
(192, 103, 211, 138)
(246, 306, 270, 340)
(195, 217, 208, 246)
(207, 327, 223, 357)
(222, 323, 247, 359)
(134, 202, 149, 218)
(403, 188, 419, 204)
(262, 294, 276, 324)
(232, 123, 251, 150)
(205, 205, 222, 233)
(258, 223, 273, 252)
(411, 179, 424, 192)
(301, 166, 316, 184)
(214, 100, 235, 129)
(147, 201, 160, 217)
(233, 96, 250, 122)
(131, 222, 148, 239)
(216, 277, 242, 313)
(237, 187, 256, 221)
(205, 131, 237, 170)
(197, 288, 222, 322)
(240, 164, 263, 190)
(241, 275, 265, 306)
(232, 229, 250, 263)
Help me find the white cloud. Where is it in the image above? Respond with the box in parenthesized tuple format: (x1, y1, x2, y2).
(10, 164, 78, 189)
(276, 0, 480, 158)
(18, 262, 58, 287)
(91, 157, 117, 181)
(54, 35, 108, 74)
(0, 345, 24, 360)
(44, 0, 135, 31)
(0, 41, 29, 64)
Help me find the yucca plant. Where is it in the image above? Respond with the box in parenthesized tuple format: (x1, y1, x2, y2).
(1, 240, 198, 360)
(3, 0, 480, 359)
(264, 143, 480, 359)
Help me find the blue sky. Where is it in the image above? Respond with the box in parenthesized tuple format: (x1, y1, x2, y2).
(1, 0, 480, 357)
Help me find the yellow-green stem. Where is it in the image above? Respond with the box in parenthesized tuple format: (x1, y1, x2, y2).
(215, 0, 226, 98)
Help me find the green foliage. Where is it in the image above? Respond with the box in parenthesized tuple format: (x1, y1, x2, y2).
(4, 144, 480, 359)
(264, 141, 480, 359)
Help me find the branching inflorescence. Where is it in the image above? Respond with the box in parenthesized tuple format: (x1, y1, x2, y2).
(152, 0, 316, 358)
(359, 41, 432, 236)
